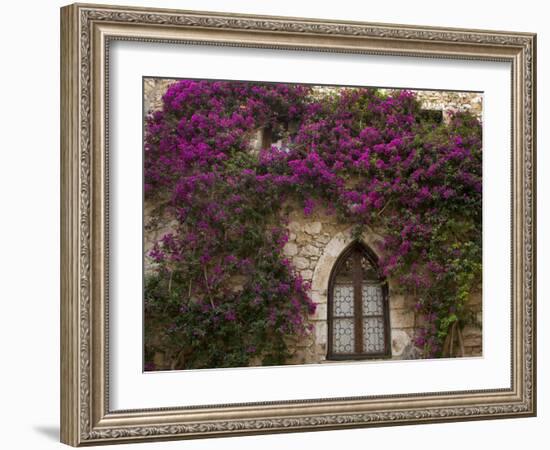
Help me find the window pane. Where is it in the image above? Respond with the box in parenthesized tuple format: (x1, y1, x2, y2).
(363, 317, 385, 353)
(362, 284, 383, 315)
(333, 318, 355, 353)
(360, 254, 379, 280)
(334, 283, 354, 316)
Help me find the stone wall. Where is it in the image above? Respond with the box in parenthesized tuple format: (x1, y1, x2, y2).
(413, 90, 483, 122)
(144, 78, 174, 114)
(144, 195, 483, 363)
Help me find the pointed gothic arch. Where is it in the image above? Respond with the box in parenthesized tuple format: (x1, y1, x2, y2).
(327, 241, 391, 360)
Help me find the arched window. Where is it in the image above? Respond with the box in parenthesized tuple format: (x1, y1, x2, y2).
(327, 241, 391, 360)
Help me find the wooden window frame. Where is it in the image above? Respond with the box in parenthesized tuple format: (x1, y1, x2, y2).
(327, 241, 391, 360)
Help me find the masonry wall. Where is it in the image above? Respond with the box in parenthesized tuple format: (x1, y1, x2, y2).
(144, 196, 483, 363)
(279, 204, 482, 364)
(413, 90, 483, 122)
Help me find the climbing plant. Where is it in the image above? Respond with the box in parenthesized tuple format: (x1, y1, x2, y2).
(144, 79, 482, 370)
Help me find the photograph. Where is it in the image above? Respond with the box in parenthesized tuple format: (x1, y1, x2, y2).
(57, 3, 537, 445)
(143, 78, 483, 371)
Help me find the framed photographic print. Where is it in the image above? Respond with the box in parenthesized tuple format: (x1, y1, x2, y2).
(60, 3, 537, 446)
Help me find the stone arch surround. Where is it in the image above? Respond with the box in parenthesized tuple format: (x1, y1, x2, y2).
(310, 226, 383, 298)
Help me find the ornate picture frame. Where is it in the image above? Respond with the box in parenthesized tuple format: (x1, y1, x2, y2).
(60, 3, 536, 446)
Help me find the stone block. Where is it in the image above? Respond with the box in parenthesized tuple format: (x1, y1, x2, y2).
(283, 242, 298, 256)
(295, 336, 314, 348)
(293, 257, 309, 270)
(310, 290, 327, 304)
(462, 325, 482, 347)
(315, 321, 327, 345)
(390, 309, 415, 328)
(301, 244, 321, 257)
(390, 295, 406, 310)
(311, 255, 336, 290)
(466, 345, 482, 357)
(311, 303, 327, 320)
(311, 239, 325, 249)
(304, 221, 322, 235)
(288, 221, 301, 233)
(325, 235, 347, 257)
(301, 269, 313, 280)
(462, 324, 482, 337)
(303, 353, 317, 365)
(391, 330, 411, 357)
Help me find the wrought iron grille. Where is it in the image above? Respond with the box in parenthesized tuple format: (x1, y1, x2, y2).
(328, 242, 390, 359)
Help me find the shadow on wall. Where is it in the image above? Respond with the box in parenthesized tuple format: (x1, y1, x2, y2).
(33, 425, 59, 442)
